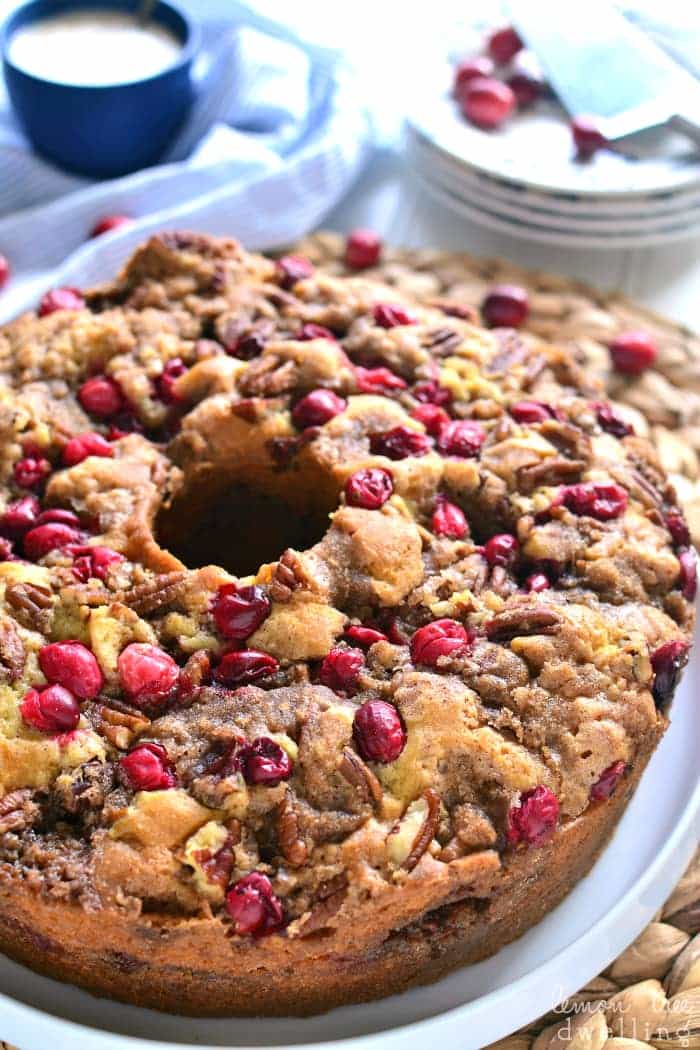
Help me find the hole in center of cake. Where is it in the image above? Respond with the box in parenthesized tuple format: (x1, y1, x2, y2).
(156, 482, 330, 577)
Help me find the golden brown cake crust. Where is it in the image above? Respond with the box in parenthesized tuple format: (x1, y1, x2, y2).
(0, 232, 693, 1016)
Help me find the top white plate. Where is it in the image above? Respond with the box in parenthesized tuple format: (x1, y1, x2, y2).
(1, 634, 699, 1050)
(407, 60, 700, 200)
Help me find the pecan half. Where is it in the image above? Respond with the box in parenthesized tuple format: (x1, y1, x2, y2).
(269, 549, 304, 603)
(425, 327, 462, 355)
(0, 789, 38, 835)
(178, 650, 211, 702)
(277, 798, 308, 867)
(403, 788, 441, 872)
(485, 605, 562, 641)
(518, 457, 586, 494)
(0, 618, 26, 682)
(5, 582, 53, 632)
(117, 571, 188, 616)
(338, 747, 382, 805)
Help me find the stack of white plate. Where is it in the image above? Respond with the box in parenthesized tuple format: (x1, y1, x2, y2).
(406, 59, 700, 248)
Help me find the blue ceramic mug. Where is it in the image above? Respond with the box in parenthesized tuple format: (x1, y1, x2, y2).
(1, 0, 201, 178)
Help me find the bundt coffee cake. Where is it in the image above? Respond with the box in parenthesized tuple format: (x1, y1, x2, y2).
(0, 232, 694, 1015)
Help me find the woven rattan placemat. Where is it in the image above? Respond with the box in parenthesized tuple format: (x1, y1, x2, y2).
(2, 234, 699, 1049)
(297, 231, 700, 546)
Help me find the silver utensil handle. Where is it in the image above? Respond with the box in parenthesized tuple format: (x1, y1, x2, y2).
(670, 113, 700, 149)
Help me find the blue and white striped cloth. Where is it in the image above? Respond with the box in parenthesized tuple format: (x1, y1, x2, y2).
(0, 0, 372, 321)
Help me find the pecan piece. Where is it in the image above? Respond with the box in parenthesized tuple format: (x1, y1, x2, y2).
(428, 298, 477, 323)
(238, 356, 297, 398)
(277, 798, 308, 867)
(0, 789, 38, 835)
(403, 788, 441, 872)
(0, 618, 26, 682)
(97, 705, 151, 750)
(338, 747, 382, 805)
(117, 571, 188, 616)
(486, 604, 562, 641)
(296, 874, 348, 936)
(487, 331, 527, 374)
(178, 650, 211, 702)
(425, 327, 461, 354)
(5, 582, 53, 632)
(269, 549, 304, 603)
(518, 457, 586, 494)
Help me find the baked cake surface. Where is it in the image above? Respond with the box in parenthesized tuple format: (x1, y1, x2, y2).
(0, 232, 694, 1015)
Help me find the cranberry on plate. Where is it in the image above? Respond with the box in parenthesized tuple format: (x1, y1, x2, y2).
(487, 24, 523, 65)
(571, 115, 608, 159)
(460, 77, 516, 130)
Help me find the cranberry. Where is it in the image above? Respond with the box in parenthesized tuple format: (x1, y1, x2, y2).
(36, 508, 81, 528)
(276, 255, 313, 289)
(526, 572, 550, 593)
(156, 358, 188, 404)
(228, 330, 267, 360)
(38, 287, 85, 316)
(594, 401, 633, 437)
(571, 115, 607, 158)
(373, 303, 417, 328)
(410, 619, 471, 666)
(0, 253, 10, 289)
(678, 548, 697, 601)
(212, 583, 271, 641)
(345, 467, 393, 509)
(318, 646, 365, 695)
(507, 785, 559, 847)
(118, 643, 179, 706)
(78, 375, 124, 419)
(62, 432, 114, 467)
(69, 544, 124, 582)
(292, 389, 346, 429)
(1, 495, 40, 536)
(39, 641, 103, 701)
(353, 700, 406, 763)
(345, 229, 381, 270)
(20, 684, 80, 734)
(296, 323, 335, 341)
(214, 649, 279, 688)
(651, 639, 689, 709)
(560, 481, 628, 521)
(385, 616, 409, 645)
(356, 366, 407, 393)
(120, 742, 176, 791)
(91, 214, 132, 237)
(484, 533, 518, 567)
(411, 403, 450, 435)
(487, 24, 523, 64)
(436, 419, 486, 458)
(413, 380, 452, 406)
(238, 737, 293, 785)
(590, 760, 627, 802)
(609, 330, 658, 375)
(370, 425, 432, 460)
(225, 872, 284, 937)
(24, 522, 81, 560)
(343, 625, 388, 648)
(453, 56, 494, 95)
(508, 70, 543, 108)
(666, 510, 691, 549)
(432, 497, 469, 539)
(482, 284, 529, 328)
(461, 77, 515, 129)
(13, 456, 51, 490)
(511, 400, 553, 425)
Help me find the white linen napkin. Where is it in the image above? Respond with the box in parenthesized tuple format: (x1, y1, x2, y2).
(0, 0, 372, 321)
